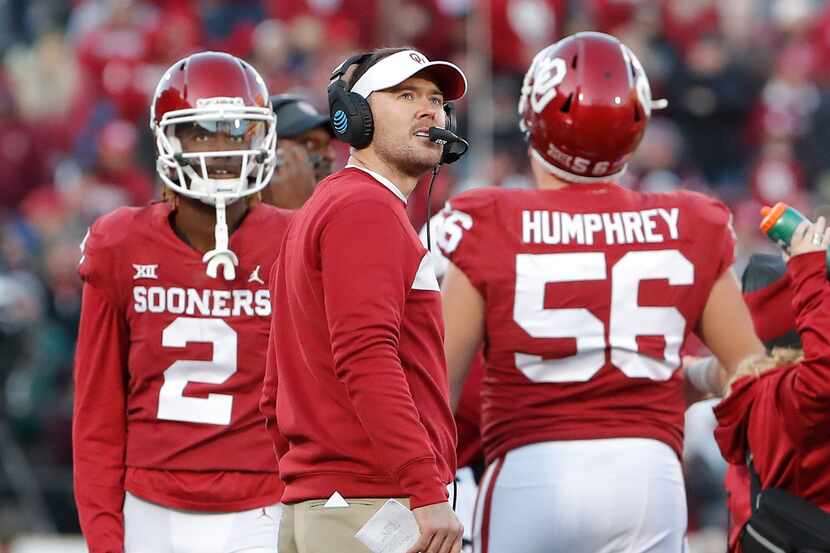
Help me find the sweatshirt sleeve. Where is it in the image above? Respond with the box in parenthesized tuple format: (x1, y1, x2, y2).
(778, 251, 830, 445)
(72, 283, 129, 553)
(320, 199, 447, 508)
(261, 267, 288, 461)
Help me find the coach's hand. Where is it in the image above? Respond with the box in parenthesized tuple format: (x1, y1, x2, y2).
(407, 502, 463, 553)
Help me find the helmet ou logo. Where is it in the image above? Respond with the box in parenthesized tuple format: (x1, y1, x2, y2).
(529, 56, 567, 114)
(634, 69, 653, 118)
(409, 52, 426, 64)
(622, 46, 652, 117)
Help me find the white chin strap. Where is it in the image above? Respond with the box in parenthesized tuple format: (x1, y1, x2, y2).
(202, 196, 239, 281)
(176, 164, 242, 281)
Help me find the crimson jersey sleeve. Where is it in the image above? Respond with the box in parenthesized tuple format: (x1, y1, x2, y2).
(677, 191, 737, 335)
(321, 199, 447, 508)
(74, 213, 131, 553)
(777, 252, 830, 446)
(678, 190, 736, 281)
(77, 211, 131, 305)
(436, 189, 499, 295)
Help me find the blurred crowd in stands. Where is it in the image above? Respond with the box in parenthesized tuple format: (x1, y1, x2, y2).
(2, 0, 830, 548)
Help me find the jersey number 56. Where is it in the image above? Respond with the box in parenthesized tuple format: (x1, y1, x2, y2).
(513, 250, 694, 383)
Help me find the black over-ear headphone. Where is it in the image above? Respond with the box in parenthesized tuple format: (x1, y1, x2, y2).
(439, 102, 460, 165)
(328, 53, 375, 149)
(328, 53, 460, 158)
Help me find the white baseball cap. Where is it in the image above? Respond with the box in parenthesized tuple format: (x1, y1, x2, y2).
(351, 49, 467, 101)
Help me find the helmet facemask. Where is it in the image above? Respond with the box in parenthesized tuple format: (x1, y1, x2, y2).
(153, 98, 277, 281)
(154, 98, 277, 204)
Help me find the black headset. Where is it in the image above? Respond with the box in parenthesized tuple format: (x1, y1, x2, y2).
(327, 52, 459, 161)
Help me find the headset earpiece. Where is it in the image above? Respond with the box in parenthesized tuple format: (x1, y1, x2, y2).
(444, 102, 457, 135)
(327, 53, 375, 149)
(439, 102, 461, 165)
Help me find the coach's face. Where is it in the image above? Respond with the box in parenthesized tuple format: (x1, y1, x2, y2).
(368, 75, 446, 177)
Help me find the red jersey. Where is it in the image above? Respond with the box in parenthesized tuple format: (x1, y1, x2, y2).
(714, 251, 830, 552)
(263, 167, 456, 509)
(455, 353, 484, 469)
(438, 184, 735, 463)
(73, 202, 290, 553)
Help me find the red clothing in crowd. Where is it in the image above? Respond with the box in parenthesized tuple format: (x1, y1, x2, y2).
(660, 0, 721, 56)
(91, 166, 155, 207)
(265, 0, 380, 49)
(489, 0, 567, 73)
(73, 202, 290, 553)
(76, 22, 154, 121)
(714, 251, 830, 552)
(0, 117, 48, 208)
(262, 166, 456, 509)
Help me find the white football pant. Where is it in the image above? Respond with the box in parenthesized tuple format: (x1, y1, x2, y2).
(124, 492, 280, 553)
(474, 438, 688, 553)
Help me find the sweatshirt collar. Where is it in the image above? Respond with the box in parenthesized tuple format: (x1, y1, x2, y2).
(346, 163, 407, 204)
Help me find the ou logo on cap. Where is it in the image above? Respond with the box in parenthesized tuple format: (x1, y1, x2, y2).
(409, 53, 426, 64)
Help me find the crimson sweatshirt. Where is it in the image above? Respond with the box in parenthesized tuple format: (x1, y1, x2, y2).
(262, 166, 457, 509)
(714, 251, 830, 551)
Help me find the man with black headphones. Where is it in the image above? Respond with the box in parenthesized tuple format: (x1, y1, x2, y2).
(261, 47, 468, 553)
(260, 94, 335, 209)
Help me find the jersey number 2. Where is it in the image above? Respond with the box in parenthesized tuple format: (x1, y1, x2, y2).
(513, 250, 694, 383)
(157, 317, 237, 425)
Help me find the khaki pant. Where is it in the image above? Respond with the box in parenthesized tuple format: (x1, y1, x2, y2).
(278, 497, 410, 553)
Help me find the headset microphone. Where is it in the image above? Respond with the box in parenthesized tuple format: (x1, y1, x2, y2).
(428, 127, 469, 165)
(424, 126, 469, 253)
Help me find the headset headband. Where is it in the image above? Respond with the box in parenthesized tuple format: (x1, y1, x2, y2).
(330, 53, 373, 84)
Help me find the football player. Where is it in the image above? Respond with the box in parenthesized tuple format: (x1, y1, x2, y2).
(72, 52, 291, 553)
(438, 32, 765, 553)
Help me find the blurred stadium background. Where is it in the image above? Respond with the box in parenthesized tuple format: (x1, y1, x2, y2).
(1, 0, 830, 551)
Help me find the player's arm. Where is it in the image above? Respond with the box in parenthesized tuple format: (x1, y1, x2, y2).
(73, 283, 129, 553)
(694, 198, 765, 396)
(698, 269, 765, 391)
(441, 262, 485, 410)
(321, 200, 447, 509)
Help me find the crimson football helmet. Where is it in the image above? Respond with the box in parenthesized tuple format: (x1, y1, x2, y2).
(151, 51, 276, 203)
(150, 51, 277, 280)
(518, 32, 666, 183)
